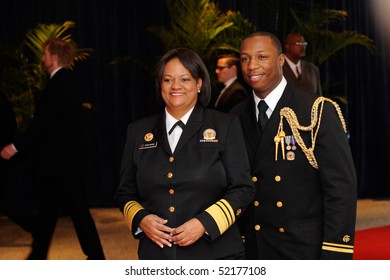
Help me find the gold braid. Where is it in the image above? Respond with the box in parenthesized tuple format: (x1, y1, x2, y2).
(275, 97, 347, 169)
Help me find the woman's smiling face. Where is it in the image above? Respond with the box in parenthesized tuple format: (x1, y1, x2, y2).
(161, 58, 201, 118)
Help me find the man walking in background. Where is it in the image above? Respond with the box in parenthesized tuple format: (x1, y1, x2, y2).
(1, 38, 105, 260)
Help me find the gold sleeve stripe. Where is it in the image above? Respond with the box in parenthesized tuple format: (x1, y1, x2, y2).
(322, 242, 354, 254)
(322, 242, 354, 249)
(205, 199, 235, 235)
(123, 201, 144, 231)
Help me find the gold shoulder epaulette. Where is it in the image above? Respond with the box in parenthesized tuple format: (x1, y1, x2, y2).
(274, 97, 347, 169)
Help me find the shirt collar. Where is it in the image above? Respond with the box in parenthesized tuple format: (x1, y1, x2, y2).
(284, 56, 301, 70)
(50, 67, 63, 78)
(223, 77, 237, 88)
(252, 76, 287, 115)
(165, 106, 194, 134)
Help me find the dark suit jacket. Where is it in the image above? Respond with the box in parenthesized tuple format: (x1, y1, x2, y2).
(283, 60, 322, 96)
(0, 91, 17, 173)
(0, 91, 17, 148)
(115, 105, 255, 259)
(13, 68, 86, 176)
(230, 84, 357, 260)
(214, 80, 248, 113)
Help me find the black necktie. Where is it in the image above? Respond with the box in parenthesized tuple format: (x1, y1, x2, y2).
(257, 100, 268, 134)
(296, 65, 302, 80)
(168, 120, 185, 135)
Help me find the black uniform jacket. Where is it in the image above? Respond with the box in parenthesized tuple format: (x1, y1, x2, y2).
(13, 68, 86, 176)
(230, 84, 357, 259)
(115, 105, 255, 260)
(283, 60, 322, 96)
(215, 80, 248, 113)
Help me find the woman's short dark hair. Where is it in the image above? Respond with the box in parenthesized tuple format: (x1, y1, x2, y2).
(155, 48, 211, 107)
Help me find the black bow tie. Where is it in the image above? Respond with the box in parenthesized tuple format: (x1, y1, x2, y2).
(168, 120, 185, 135)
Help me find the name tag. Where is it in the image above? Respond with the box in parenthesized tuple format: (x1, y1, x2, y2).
(139, 142, 158, 150)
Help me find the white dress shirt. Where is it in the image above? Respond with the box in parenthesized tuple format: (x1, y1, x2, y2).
(165, 107, 194, 152)
(253, 77, 287, 120)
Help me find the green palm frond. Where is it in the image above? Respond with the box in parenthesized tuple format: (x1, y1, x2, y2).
(147, 0, 254, 64)
(24, 21, 92, 66)
(145, 0, 255, 92)
(211, 10, 255, 54)
(305, 9, 348, 27)
(313, 30, 375, 65)
(1, 21, 92, 131)
(290, 8, 375, 65)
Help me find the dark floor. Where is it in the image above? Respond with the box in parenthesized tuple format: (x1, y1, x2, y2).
(0, 199, 389, 260)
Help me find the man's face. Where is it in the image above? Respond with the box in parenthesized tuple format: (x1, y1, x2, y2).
(215, 57, 235, 84)
(285, 34, 306, 59)
(41, 46, 56, 73)
(240, 35, 284, 98)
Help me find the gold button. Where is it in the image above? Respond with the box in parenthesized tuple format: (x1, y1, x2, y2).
(252, 176, 258, 182)
(275, 175, 281, 182)
(169, 206, 175, 213)
(276, 201, 283, 207)
(254, 225, 261, 231)
(236, 208, 242, 216)
(169, 189, 174, 195)
(254, 200, 259, 207)
(169, 156, 174, 163)
(279, 227, 285, 233)
(167, 172, 173, 179)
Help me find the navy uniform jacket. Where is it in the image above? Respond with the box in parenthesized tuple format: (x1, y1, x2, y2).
(230, 84, 357, 260)
(283, 60, 322, 96)
(115, 105, 255, 260)
(215, 80, 248, 113)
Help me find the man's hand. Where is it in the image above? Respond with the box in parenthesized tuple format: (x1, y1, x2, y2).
(1, 144, 17, 160)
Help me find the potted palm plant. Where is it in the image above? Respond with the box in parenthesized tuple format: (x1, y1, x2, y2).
(0, 21, 92, 132)
(146, 0, 255, 94)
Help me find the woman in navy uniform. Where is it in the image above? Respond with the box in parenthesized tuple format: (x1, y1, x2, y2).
(115, 48, 255, 260)
(230, 32, 357, 259)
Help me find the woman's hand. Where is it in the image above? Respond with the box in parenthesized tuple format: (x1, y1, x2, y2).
(139, 214, 174, 248)
(171, 218, 206, 246)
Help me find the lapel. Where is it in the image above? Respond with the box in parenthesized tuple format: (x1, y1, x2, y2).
(240, 98, 261, 154)
(283, 63, 298, 81)
(220, 81, 236, 102)
(261, 87, 290, 152)
(254, 84, 294, 161)
(174, 104, 204, 155)
(301, 60, 309, 73)
(154, 112, 172, 155)
(154, 105, 204, 155)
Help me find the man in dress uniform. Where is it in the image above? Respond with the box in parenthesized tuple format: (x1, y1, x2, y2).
(230, 32, 357, 259)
